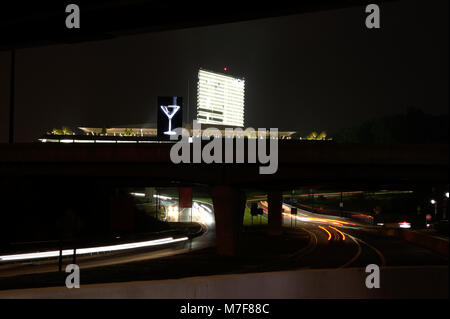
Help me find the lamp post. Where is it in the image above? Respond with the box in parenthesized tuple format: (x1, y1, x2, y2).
(443, 192, 449, 220)
(430, 199, 437, 220)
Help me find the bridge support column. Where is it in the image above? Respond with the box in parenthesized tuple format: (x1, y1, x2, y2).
(268, 191, 283, 235)
(211, 186, 246, 256)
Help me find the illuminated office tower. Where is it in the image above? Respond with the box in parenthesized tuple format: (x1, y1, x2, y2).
(196, 68, 245, 127)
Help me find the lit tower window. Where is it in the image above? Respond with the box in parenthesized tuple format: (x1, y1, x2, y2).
(197, 68, 245, 127)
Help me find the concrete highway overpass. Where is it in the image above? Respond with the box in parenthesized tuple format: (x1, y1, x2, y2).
(0, 142, 448, 255)
(0, 142, 447, 187)
(0, 1, 386, 51)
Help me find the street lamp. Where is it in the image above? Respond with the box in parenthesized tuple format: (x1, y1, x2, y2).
(430, 199, 437, 218)
(444, 192, 449, 220)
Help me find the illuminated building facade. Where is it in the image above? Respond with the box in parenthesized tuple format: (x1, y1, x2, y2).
(38, 68, 332, 143)
(39, 125, 297, 143)
(196, 68, 245, 127)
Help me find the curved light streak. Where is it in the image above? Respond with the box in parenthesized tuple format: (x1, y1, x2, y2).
(318, 226, 332, 241)
(0, 237, 188, 262)
(260, 201, 356, 227)
(329, 226, 346, 241)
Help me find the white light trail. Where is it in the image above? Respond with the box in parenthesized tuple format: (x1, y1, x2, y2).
(153, 194, 172, 200)
(130, 192, 146, 197)
(200, 204, 212, 213)
(0, 237, 188, 262)
(398, 222, 411, 229)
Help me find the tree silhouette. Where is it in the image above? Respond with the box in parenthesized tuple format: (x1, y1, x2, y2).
(333, 107, 448, 144)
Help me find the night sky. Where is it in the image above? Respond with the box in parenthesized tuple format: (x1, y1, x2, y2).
(0, 0, 448, 142)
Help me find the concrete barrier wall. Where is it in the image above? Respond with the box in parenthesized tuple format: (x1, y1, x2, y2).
(397, 229, 449, 258)
(0, 266, 447, 299)
(382, 228, 449, 258)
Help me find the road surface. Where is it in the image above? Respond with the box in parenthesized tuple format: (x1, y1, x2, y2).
(0, 201, 216, 278)
(258, 201, 447, 269)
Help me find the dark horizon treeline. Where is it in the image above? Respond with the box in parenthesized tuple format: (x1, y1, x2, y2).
(333, 107, 449, 144)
